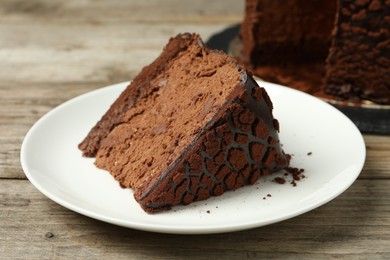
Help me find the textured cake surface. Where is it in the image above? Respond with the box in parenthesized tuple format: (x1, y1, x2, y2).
(239, 0, 336, 65)
(238, 0, 390, 105)
(134, 76, 289, 212)
(80, 33, 290, 213)
(325, 0, 390, 104)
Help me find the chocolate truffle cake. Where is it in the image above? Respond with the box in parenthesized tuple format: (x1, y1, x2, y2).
(238, 0, 390, 105)
(79, 33, 290, 213)
(325, 0, 390, 104)
(239, 0, 337, 66)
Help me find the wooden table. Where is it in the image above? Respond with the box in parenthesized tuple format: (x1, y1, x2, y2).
(1, 1, 389, 258)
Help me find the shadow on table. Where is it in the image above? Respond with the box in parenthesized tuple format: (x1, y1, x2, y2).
(205, 24, 240, 53)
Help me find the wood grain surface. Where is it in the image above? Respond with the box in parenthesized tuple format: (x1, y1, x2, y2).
(1, 0, 389, 259)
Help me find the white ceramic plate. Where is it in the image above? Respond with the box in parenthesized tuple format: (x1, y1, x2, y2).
(21, 81, 366, 234)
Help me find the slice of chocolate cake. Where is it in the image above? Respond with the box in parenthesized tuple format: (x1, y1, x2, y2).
(80, 33, 290, 213)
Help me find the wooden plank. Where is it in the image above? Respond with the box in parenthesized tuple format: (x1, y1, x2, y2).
(361, 135, 390, 179)
(0, 179, 389, 259)
(0, 0, 242, 84)
(0, 0, 243, 24)
(0, 23, 234, 84)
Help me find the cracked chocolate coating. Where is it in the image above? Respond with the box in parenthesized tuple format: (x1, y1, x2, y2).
(135, 75, 289, 212)
(238, 0, 337, 66)
(325, 0, 390, 104)
(238, 0, 389, 105)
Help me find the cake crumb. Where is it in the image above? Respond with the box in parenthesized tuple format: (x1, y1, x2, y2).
(292, 173, 301, 181)
(206, 210, 210, 214)
(281, 166, 306, 186)
(307, 152, 312, 156)
(274, 177, 286, 184)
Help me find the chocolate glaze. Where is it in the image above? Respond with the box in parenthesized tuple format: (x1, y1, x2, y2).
(136, 73, 289, 212)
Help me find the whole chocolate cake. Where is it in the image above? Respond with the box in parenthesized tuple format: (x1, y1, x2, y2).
(79, 33, 290, 213)
(238, 0, 390, 105)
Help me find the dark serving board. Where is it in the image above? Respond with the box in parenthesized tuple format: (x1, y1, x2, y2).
(322, 99, 390, 134)
(205, 26, 390, 135)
